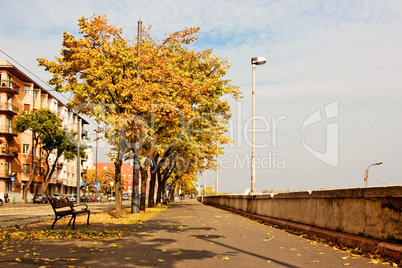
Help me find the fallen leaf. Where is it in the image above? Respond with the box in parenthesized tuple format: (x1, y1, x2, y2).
(343, 263, 350, 266)
(222, 256, 230, 260)
(15, 258, 21, 262)
(124, 257, 131, 260)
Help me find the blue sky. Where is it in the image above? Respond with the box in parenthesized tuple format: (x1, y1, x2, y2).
(1, 0, 401, 193)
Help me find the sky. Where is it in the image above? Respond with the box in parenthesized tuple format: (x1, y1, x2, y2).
(0, 0, 401, 193)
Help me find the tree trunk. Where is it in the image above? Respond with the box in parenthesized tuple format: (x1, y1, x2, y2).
(156, 170, 163, 205)
(41, 181, 49, 194)
(42, 154, 60, 194)
(114, 158, 123, 215)
(148, 169, 156, 207)
(140, 169, 148, 211)
(168, 183, 175, 202)
(131, 142, 140, 213)
(114, 128, 126, 216)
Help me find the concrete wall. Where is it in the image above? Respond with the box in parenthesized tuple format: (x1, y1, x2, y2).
(201, 186, 402, 242)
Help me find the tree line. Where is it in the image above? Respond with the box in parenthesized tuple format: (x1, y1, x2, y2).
(37, 15, 240, 216)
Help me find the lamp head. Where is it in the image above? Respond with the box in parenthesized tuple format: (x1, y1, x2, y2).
(375, 161, 383, 165)
(251, 57, 267, 66)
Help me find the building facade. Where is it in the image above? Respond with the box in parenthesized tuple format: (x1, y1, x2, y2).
(0, 60, 90, 201)
(92, 163, 134, 193)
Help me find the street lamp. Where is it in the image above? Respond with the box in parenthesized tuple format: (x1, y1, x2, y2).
(251, 56, 266, 194)
(364, 161, 383, 187)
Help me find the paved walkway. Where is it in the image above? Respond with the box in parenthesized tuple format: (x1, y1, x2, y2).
(0, 199, 379, 267)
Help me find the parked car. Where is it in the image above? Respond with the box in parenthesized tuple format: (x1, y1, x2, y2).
(49, 194, 65, 203)
(80, 195, 89, 202)
(108, 196, 115, 201)
(122, 194, 129, 200)
(33, 194, 49, 204)
(66, 195, 77, 202)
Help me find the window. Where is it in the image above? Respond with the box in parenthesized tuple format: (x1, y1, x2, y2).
(24, 103, 30, 111)
(6, 162, 11, 176)
(6, 118, 11, 132)
(33, 90, 39, 100)
(24, 85, 30, 94)
(23, 163, 30, 174)
(6, 182, 11, 192)
(22, 144, 30, 154)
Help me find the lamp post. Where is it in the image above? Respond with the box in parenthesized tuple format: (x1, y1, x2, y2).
(76, 117, 81, 205)
(250, 57, 266, 194)
(364, 161, 383, 187)
(215, 142, 218, 194)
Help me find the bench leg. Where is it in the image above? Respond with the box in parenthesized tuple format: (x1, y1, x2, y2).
(71, 215, 77, 230)
(68, 215, 74, 226)
(86, 211, 90, 225)
(51, 216, 58, 229)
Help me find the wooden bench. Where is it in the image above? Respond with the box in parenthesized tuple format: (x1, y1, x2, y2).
(49, 200, 90, 229)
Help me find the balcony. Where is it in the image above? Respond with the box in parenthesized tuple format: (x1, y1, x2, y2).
(56, 161, 63, 169)
(0, 102, 19, 115)
(0, 146, 18, 158)
(0, 80, 20, 95)
(0, 125, 17, 136)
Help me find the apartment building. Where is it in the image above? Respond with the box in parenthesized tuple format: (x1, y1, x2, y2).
(92, 163, 134, 193)
(0, 60, 90, 201)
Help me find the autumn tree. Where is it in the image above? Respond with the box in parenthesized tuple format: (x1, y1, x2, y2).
(38, 15, 240, 215)
(40, 129, 82, 193)
(15, 109, 62, 201)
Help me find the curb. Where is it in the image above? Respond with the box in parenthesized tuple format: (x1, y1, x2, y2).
(205, 202, 402, 264)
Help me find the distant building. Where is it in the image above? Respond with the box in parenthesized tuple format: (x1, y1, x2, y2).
(92, 163, 134, 192)
(91, 163, 152, 196)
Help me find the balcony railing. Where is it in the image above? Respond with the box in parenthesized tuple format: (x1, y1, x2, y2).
(0, 169, 12, 178)
(0, 102, 19, 114)
(0, 80, 20, 94)
(0, 125, 17, 135)
(0, 146, 18, 157)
